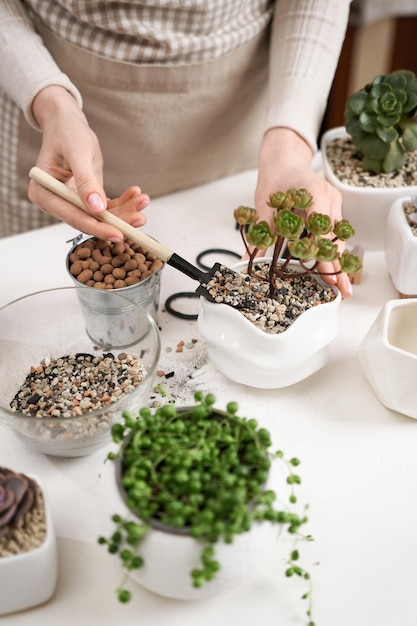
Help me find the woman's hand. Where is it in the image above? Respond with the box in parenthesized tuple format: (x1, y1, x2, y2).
(28, 86, 150, 240)
(255, 127, 353, 298)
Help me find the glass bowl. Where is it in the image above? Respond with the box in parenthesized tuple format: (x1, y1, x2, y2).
(0, 287, 161, 457)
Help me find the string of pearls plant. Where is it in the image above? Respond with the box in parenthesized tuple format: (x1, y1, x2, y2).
(98, 392, 316, 625)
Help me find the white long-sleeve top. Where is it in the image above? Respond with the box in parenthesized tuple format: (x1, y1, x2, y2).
(0, 0, 351, 150)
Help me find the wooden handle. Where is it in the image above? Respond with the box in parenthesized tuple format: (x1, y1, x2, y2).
(29, 166, 173, 262)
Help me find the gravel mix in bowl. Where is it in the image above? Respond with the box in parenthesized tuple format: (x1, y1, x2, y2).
(326, 136, 417, 188)
(0, 287, 161, 457)
(8, 352, 147, 446)
(10, 352, 146, 418)
(204, 262, 336, 334)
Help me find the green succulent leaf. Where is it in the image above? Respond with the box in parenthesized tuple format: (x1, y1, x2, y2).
(404, 91, 417, 113)
(376, 126, 399, 143)
(382, 141, 406, 173)
(274, 208, 304, 239)
(233, 206, 258, 226)
(401, 119, 417, 152)
(358, 111, 378, 133)
(357, 133, 389, 160)
(384, 70, 408, 90)
(305, 212, 332, 237)
(376, 113, 401, 129)
(346, 91, 367, 116)
(246, 221, 276, 249)
(361, 156, 383, 173)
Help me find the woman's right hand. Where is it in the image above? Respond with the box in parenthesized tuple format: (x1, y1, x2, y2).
(28, 85, 150, 241)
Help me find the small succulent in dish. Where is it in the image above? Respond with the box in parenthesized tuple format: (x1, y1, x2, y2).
(0, 468, 45, 554)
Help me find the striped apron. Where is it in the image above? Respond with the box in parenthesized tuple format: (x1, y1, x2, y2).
(0, 19, 270, 237)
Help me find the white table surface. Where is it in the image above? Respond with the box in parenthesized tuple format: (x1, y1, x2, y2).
(1, 169, 415, 626)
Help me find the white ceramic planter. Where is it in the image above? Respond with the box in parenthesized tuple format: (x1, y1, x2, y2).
(320, 127, 417, 251)
(384, 196, 417, 296)
(358, 298, 417, 419)
(0, 474, 58, 615)
(197, 259, 341, 389)
(123, 459, 285, 600)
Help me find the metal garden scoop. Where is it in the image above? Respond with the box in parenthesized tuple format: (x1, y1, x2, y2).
(29, 167, 232, 302)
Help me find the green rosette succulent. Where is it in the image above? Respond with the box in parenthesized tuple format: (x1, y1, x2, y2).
(287, 238, 318, 262)
(233, 206, 258, 226)
(246, 221, 276, 250)
(345, 69, 417, 173)
(274, 208, 304, 239)
(268, 190, 293, 210)
(314, 238, 339, 263)
(333, 219, 355, 241)
(286, 187, 313, 210)
(305, 212, 332, 237)
(339, 250, 362, 274)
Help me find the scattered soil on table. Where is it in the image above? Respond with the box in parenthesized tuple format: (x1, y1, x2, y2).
(325, 136, 417, 188)
(150, 338, 209, 407)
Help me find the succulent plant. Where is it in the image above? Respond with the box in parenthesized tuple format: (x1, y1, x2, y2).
(344, 69, 417, 173)
(234, 187, 361, 298)
(0, 468, 37, 535)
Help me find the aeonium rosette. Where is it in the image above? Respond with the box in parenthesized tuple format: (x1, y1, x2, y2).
(245, 221, 276, 250)
(274, 209, 304, 240)
(305, 212, 332, 237)
(233, 206, 257, 226)
(287, 238, 318, 262)
(339, 250, 362, 274)
(0, 468, 37, 535)
(333, 219, 355, 241)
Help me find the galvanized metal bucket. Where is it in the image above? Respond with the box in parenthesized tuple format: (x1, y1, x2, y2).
(66, 234, 163, 348)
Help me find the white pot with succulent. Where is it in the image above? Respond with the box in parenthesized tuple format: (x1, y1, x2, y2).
(98, 392, 314, 623)
(0, 468, 57, 615)
(197, 187, 361, 388)
(320, 70, 417, 251)
(384, 195, 417, 297)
